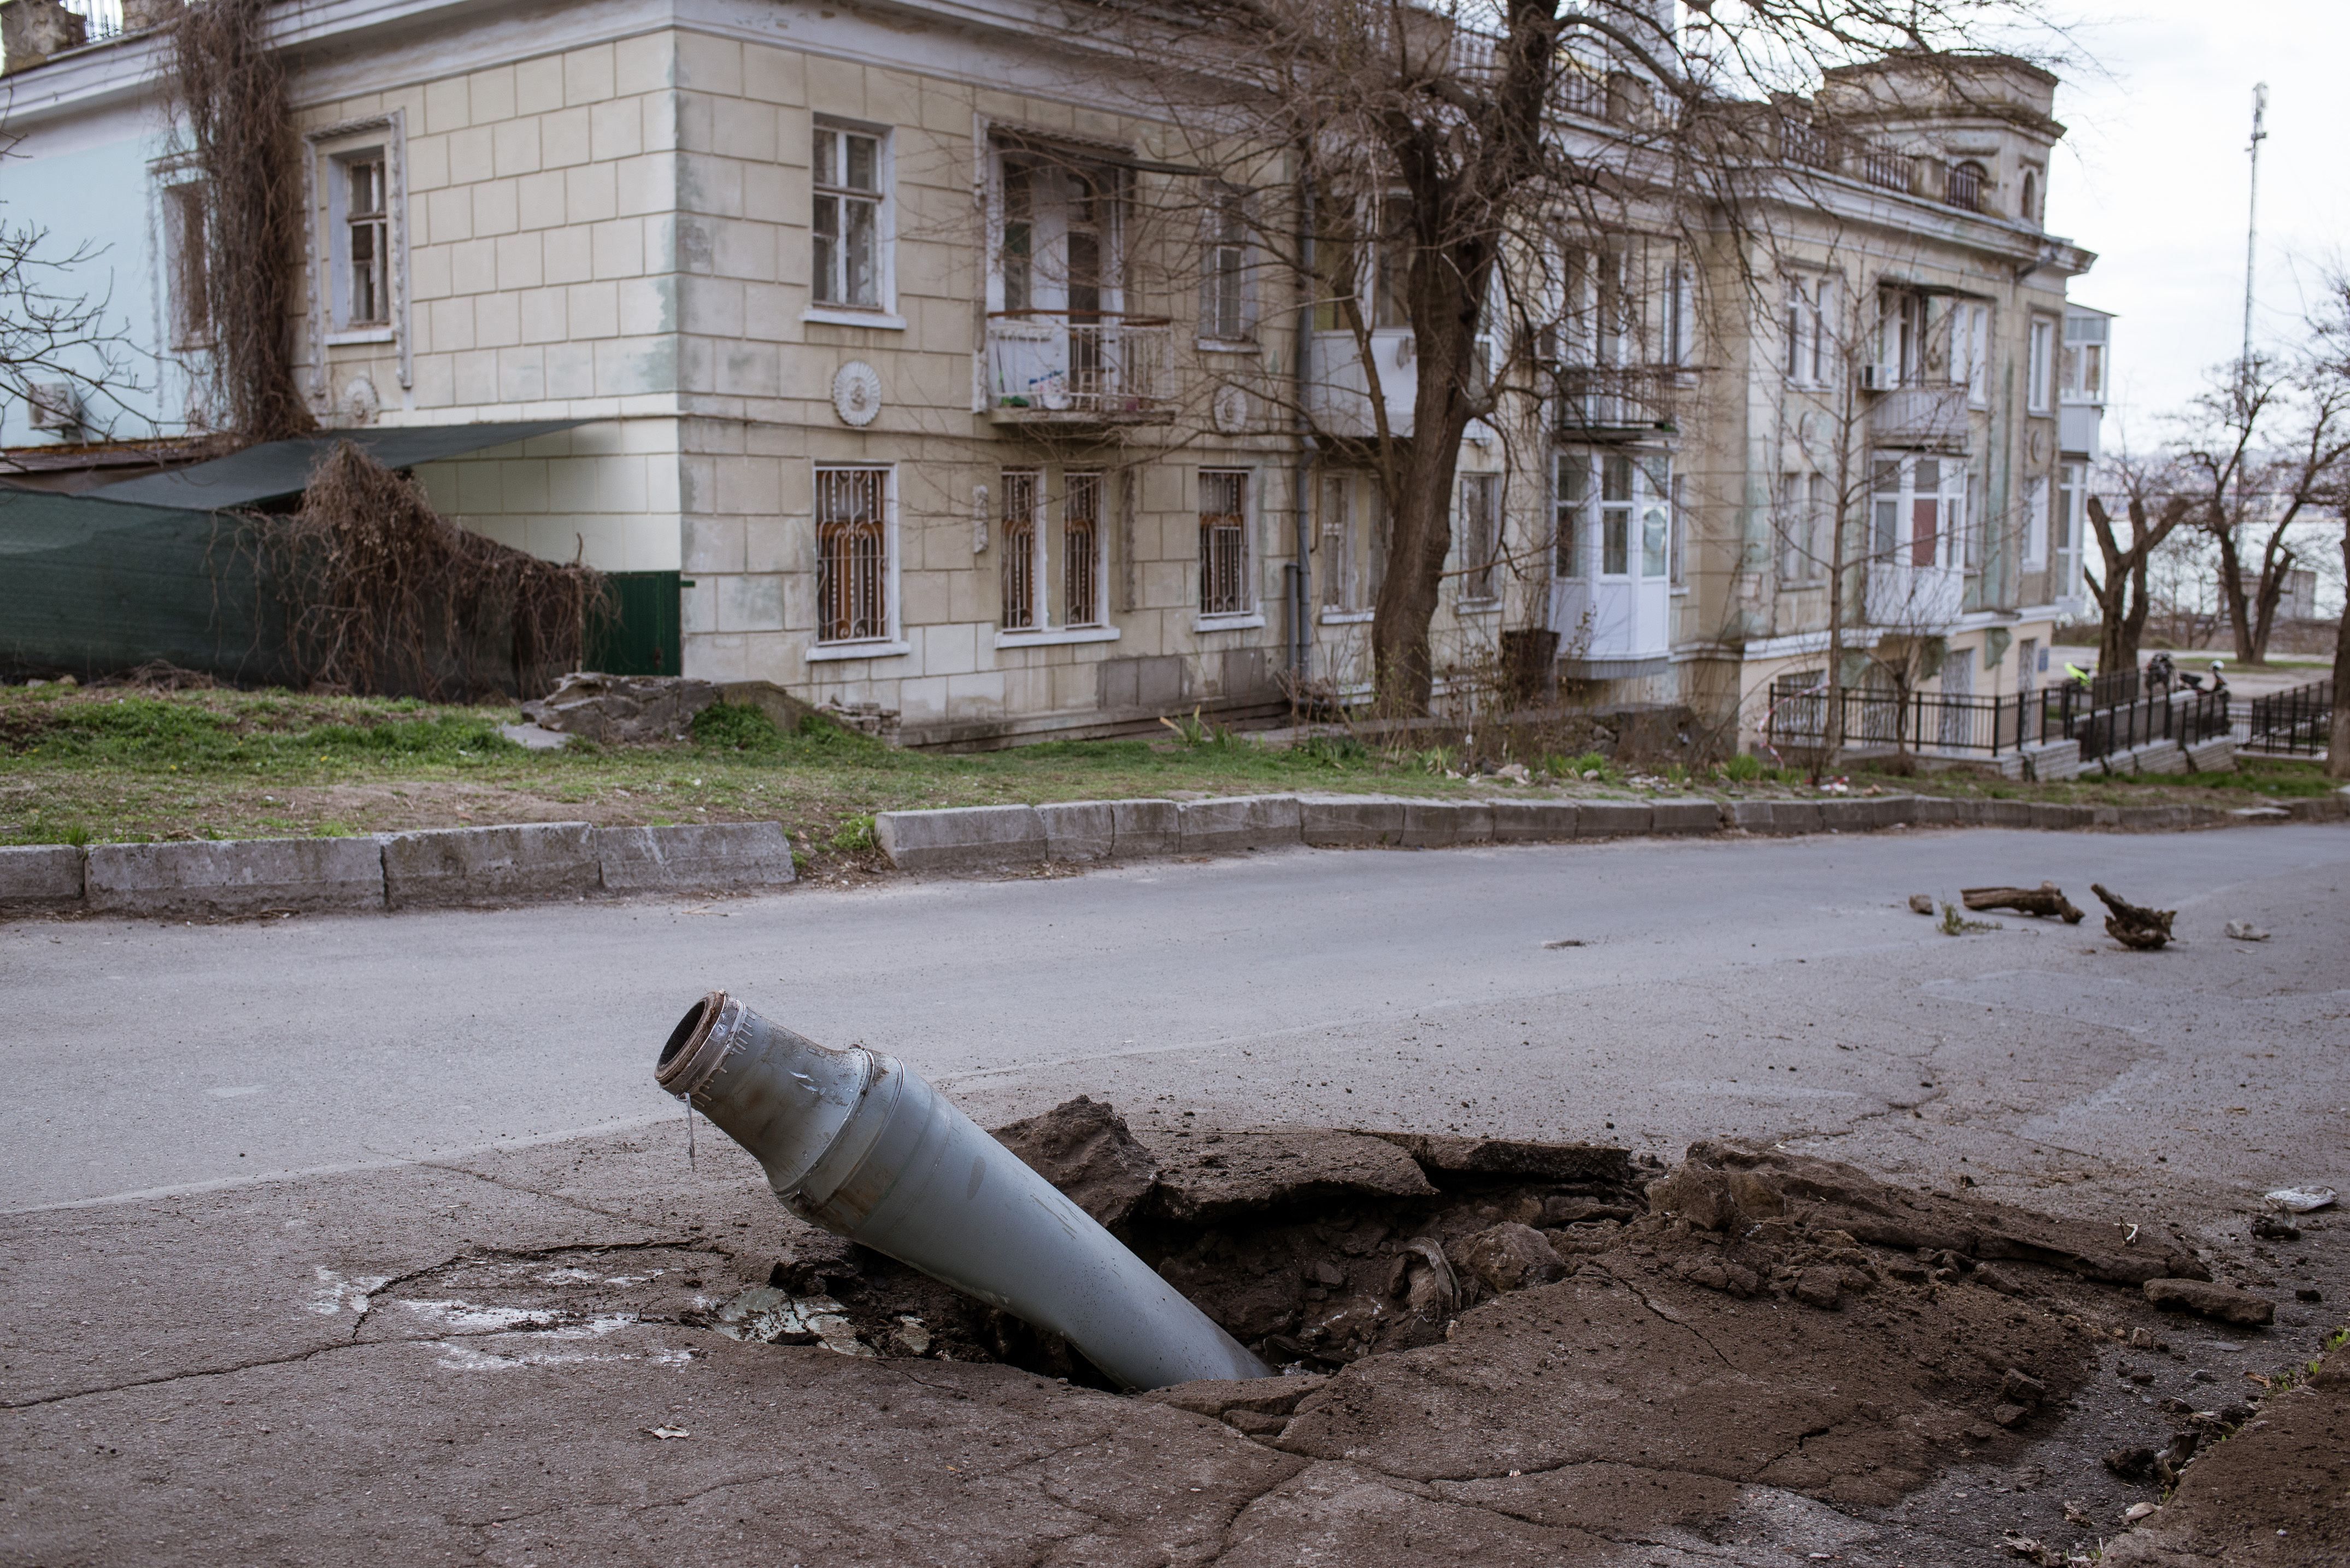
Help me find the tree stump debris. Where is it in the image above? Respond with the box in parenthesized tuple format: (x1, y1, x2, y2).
(1961, 883, 2084, 923)
(2092, 884, 2175, 951)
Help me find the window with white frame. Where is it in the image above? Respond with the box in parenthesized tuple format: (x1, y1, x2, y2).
(2027, 316, 2055, 414)
(1555, 452, 1673, 580)
(1783, 275, 1833, 386)
(1669, 471, 1687, 587)
(1554, 453, 1586, 578)
(2055, 460, 2085, 595)
(1000, 469, 1040, 630)
(1958, 302, 1991, 407)
(815, 467, 891, 644)
(1661, 262, 1694, 367)
(2061, 315, 2106, 402)
(1064, 470, 1104, 627)
(1200, 186, 1253, 344)
(814, 122, 886, 310)
(1320, 473, 1364, 610)
(2023, 475, 2051, 571)
(1868, 455, 1966, 570)
(160, 178, 212, 350)
(337, 152, 390, 328)
(1776, 471, 1809, 584)
(1457, 473, 1501, 604)
(1198, 470, 1252, 617)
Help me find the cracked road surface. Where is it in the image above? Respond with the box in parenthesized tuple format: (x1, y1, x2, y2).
(4, 825, 2348, 1564)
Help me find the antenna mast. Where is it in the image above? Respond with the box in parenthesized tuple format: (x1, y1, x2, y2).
(2241, 82, 2269, 382)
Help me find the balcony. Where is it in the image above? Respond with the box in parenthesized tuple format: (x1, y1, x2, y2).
(1553, 365, 1679, 442)
(2058, 400, 2102, 460)
(1865, 379, 1968, 452)
(985, 313, 1173, 427)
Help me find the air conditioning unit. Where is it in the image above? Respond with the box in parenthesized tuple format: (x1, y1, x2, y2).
(27, 382, 81, 433)
(1859, 364, 1889, 392)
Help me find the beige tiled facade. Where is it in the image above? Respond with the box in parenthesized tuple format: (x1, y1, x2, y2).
(4, 1, 2101, 751)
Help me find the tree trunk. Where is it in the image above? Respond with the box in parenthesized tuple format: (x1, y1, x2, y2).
(2210, 520, 2255, 662)
(1368, 313, 1479, 716)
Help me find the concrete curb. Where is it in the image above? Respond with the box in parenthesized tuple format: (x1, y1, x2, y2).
(4, 820, 804, 921)
(6, 785, 2342, 919)
(871, 785, 2347, 876)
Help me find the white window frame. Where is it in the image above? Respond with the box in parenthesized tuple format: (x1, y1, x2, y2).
(2022, 475, 2051, 571)
(305, 115, 411, 386)
(807, 117, 904, 331)
(1455, 471, 1503, 610)
(807, 464, 909, 661)
(1867, 453, 1967, 571)
(1553, 451, 1587, 581)
(2055, 459, 2085, 599)
(1782, 274, 1832, 387)
(2027, 315, 2055, 415)
(156, 169, 212, 352)
(1196, 468, 1262, 630)
(2061, 314, 2107, 403)
(1556, 451, 1672, 583)
(1198, 184, 1256, 349)
(996, 468, 1120, 647)
(1960, 302, 1991, 408)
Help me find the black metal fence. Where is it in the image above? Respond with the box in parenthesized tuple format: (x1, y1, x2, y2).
(1766, 679, 2229, 764)
(2242, 678, 2334, 757)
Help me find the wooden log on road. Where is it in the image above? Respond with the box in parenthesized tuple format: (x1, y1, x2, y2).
(2092, 883, 2176, 950)
(1960, 882, 2085, 923)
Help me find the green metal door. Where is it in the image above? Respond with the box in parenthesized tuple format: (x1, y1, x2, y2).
(586, 571, 683, 676)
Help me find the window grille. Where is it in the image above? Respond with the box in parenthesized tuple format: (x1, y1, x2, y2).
(1458, 473, 1500, 602)
(816, 468, 889, 642)
(1000, 470, 1038, 629)
(814, 126, 882, 308)
(343, 155, 390, 326)
(1198, 471, 1250, 616)
(1063, 471, 1102, 626)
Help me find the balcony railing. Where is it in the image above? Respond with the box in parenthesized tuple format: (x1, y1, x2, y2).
(1866, 380, 1969, 451)
(1553, 364, 1679, 440)
(985, 312, 1172, 424)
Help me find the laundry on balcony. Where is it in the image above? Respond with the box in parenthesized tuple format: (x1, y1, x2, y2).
(985, 311, 1172, 424)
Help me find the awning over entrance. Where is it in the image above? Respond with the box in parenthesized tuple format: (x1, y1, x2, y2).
(91, 420, 585, 511)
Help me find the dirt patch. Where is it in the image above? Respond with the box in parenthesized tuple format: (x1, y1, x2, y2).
(2100, 1341, 2349, 1567)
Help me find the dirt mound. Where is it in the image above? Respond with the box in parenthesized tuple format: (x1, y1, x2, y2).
(2101, 1342, 2349, 1567)
(994, 1094, 1159, 1229)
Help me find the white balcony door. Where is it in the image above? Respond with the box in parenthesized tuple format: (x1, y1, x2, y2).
(1549, 451, 1672, 663)
(994, 152, 1124, 408)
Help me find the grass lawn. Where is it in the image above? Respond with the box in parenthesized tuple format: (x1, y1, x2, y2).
(1, 683, 2336, 872)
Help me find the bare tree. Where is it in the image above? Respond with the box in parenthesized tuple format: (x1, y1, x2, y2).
(1090, 0, 2048, 716)
(2171, 357, 2350, 664)
(2304, 271, 2350, 777)
(2083, 452, 2190, 679)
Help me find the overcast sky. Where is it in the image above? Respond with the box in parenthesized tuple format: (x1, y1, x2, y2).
(2040, 1, 2350, 450)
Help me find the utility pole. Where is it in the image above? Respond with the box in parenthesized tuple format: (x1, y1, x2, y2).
(2241, 82, 2269, 386)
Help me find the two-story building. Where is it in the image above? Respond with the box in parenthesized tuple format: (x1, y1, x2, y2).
(0, 0, 2106, 756)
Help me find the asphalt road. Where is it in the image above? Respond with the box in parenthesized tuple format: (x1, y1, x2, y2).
(8, 823, 2347, 1215)
(7, 824, 2349, 1567)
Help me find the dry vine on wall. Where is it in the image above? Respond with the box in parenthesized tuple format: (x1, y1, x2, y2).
(249, 443, 605, 700)
(170, 0, 314, 441)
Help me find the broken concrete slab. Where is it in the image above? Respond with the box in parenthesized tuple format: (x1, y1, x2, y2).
(1140, 1372, 1329, 1424)
(0, 842, 83, 909)
(1299, 794, 1407, 847)
(84, 835, 386, 916)
(2142, 1277, 2274, 1326)
(380, 821, 596, 907)
(1035, 800, 1115, 862)
(1109, 798, 1180, 857)
(1176, 794, 1302, 856)
(519, 671, 720, 742)
(875, 803, 1045, 873)
(594, 821, 796, 892)
(1362, 1131, 1635, 1188)
(993, 1096, 1160, 1230)
(1148, 1128, 1437, 1224)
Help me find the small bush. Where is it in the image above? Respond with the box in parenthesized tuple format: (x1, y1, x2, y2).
(691, 702, 785, 752)
(1723, 752, 1767, 783)
(1296, 734, 1368, 768)
(830, 814, 878, 852)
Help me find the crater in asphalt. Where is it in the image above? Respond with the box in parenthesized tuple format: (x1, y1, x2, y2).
(360, 1104, 2318, 1558)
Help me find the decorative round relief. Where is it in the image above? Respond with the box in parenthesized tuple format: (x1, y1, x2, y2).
(1212, 384, 1250, 435)
(2028, 423, 2051, 465)
(832, 360, 883, 427)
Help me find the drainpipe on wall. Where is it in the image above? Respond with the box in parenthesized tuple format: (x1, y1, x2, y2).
(1291, 169, 1317, 685)
(655, 992, 1271, 1391)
